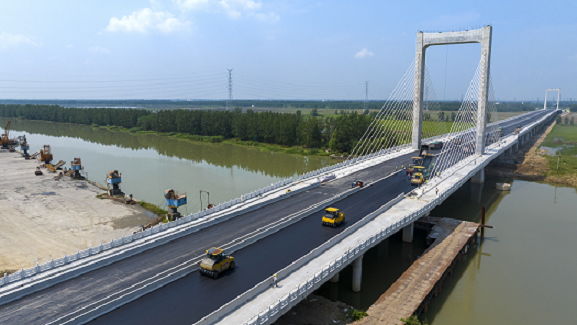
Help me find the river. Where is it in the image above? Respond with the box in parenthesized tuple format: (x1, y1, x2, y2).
(0, 118, 336, 213)
(316, 177, 577, 324)
(3, 118, 576, 324)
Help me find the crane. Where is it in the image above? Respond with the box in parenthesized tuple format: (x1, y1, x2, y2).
(165, 189, 187, 221)
(1, 120, 14, 149)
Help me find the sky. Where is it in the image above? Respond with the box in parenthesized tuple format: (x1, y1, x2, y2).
(0, 0, 575, 101)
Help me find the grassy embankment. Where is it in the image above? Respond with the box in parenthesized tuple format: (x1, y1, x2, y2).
(540, 119, 577, 181)
(89, 112, 515, 158)
(93, 120, 458, 157)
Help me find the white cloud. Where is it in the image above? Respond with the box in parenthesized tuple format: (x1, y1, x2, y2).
(174, 0, 278, 22)
(354, 48, 374, 59)
(88, 46, 111, 54)
(0, 32, 38, 50)
(174, 0, 210, 11)
(106, 8, 191, 34)
(66, 44, 74, 48)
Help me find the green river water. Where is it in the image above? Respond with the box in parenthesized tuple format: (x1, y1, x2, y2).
(0, 118, 336, 213)
(3, 118, 577, 324)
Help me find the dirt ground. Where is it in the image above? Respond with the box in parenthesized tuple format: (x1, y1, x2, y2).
(273, 294, 353, 325)
(486, 117, 577, 187)
(0, 151, 153, 274)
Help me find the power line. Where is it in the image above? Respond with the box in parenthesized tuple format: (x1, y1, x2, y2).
(364, 81, 368, 111)
(227, 69, 233, 111)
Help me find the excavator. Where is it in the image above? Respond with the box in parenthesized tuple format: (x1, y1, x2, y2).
(106, 170, 123, 196)
(38, 145, 53, 164)
(164, 189, 187, 221)
(1, 121, 17, 149)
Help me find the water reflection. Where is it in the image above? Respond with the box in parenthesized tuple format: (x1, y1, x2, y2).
(1, 118, 336, 212)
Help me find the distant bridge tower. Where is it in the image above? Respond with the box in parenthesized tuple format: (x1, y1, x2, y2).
(544, 89, 561, 110)
(227, 69, 233, 111)
(412, 26, 493, 155)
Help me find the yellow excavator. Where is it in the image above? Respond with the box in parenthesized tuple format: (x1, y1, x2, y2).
(38, 145, 53, 164)
(1, 121, 16, 149)
(322, 207, 345, 227)
(199, 247, 235, 279)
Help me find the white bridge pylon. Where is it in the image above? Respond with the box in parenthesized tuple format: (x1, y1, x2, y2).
(544, 89, 561, 110)
(413, 26, 493, 156)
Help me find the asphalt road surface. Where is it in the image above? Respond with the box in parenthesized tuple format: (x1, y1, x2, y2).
(0, 109, 554, 325)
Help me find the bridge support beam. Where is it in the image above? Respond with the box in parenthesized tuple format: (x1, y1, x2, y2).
(412, 26, 492, 153)
(352, 255, 364, 292)
(471, 168, 485, 184)
(402, 222, 414, 243)
(330, 272, 340, 283)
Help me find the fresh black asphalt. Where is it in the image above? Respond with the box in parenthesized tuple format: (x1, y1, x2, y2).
(0, 109, 554, 325)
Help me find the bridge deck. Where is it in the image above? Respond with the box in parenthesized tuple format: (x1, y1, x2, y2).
(357, 217, 479, 325)
(0, 110, 553, 325)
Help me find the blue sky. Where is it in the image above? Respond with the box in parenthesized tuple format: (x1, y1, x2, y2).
(0, 0, 575, 101)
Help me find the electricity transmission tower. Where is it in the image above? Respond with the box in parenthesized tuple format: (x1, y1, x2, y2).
(227, 69, 233, 111)
(364, 81, 368, 112)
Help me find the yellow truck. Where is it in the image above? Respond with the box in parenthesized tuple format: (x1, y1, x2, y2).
(199, 247, 235, 279)
(322, 207, 345, 227)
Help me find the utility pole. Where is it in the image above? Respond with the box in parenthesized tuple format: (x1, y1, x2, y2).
(364, 81, 368, 112)
(227, 69, 233, 111)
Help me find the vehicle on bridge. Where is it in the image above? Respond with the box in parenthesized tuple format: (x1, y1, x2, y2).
(429, 141, 443, 150)
(419, 144, 430, 156)
(322, 207, 345, 227)
(412, 157, 424, 166)
(514, 124, 522, 134)
(199, 247, 235, 279)
(410, 167, 426, 186)
(351, 181, 364, 188)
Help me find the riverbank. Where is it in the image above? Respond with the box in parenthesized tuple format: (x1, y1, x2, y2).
(0, 151, 152, 275)
(486, 117, 577, 187)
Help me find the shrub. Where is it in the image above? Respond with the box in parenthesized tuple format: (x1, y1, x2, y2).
(91, 123, 99, 127)
(138, 201, 168, 217)
(347, 309, 368, 321)
(128, 127, 142, 132)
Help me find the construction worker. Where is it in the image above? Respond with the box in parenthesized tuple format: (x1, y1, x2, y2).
(272, 273, 278, 288)
(436, 188, 439, 196)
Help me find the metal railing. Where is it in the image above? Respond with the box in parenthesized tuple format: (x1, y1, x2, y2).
(0, 177, 294, 287)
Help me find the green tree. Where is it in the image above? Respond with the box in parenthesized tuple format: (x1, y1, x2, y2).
(564, 116, 569, 124)
(438, 111, 445, 122)
(310, 108, 319, 116)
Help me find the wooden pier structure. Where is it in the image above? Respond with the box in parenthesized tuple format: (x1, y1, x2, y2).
(356, 217, 480, 325)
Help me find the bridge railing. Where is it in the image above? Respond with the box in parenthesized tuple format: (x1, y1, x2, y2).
(216, 109, 560, 325)
(0, 177, 296, 288)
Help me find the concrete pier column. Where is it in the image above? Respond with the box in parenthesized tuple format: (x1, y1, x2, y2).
(471, 182, 484, 203)
(507, 147, 512, 155)
(402, 222, 414, 243)
(471, 168, 485, 184)
(330, 272, 340, 283)
(352, 255, 364, 292)
(514, 142, 519, 151)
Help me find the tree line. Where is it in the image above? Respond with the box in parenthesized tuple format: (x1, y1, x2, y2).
(0, 99, 554, 112)
(0, 104, 374, 153)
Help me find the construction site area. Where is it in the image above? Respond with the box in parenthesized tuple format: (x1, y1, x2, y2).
(0, 145, 152, 275)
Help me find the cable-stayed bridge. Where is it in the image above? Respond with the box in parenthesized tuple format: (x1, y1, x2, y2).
(0, 26, 560, 325)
